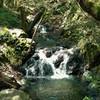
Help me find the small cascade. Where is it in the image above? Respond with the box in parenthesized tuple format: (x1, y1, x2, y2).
(24, 47, 82, 79)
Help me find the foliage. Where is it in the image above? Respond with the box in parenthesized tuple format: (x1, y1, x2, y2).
(83, 96, 93, 100)
(0, 27, 31, 66)
(0, 0, 100, 99)
(0, 0, 100, 65)
(83, 67, 100, 95)
(0, 8, 21, 28)
(58, 0, 100, 64)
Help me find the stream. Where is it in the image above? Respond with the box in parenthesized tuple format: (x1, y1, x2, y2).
(22, 26, 91, 100)
(25, 78, 87, 100)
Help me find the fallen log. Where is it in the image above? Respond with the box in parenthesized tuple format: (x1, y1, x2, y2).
(0, 63, 22, 90)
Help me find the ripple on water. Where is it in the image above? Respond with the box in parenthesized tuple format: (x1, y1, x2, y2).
(28, 79, 87, 100)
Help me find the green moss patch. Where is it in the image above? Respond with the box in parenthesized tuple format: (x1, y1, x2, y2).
(0, 8, 21, 28)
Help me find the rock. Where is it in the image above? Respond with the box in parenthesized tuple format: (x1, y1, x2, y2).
(0, 27, 36, 66)
(0, 89, 31, 100)
(18, 67, 26, 75)
(42, 63, 53, 76)
(32, 53, 39, 60)
(67, 52, 83, 75)
(45, 50, 52, 58)
(8, 28, 27, 38)
(52, 47, 57, 53)
(28, 69, 34, 76)
(54, 54, 64, 68)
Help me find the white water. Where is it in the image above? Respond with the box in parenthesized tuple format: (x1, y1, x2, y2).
(25, 47, 77, 79)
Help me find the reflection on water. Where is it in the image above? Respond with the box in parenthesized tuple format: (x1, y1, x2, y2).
(27, 78, 87, 100)
(24, 26, 87, 100)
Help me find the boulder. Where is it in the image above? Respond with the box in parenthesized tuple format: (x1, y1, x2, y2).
(54, 54, 64, 68)
(45, 50, 52, 58)
(0, 27, 35, 66)
(0, 89, 31, 100)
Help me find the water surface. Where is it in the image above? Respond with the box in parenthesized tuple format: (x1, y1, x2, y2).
(27, 78, 87, 100)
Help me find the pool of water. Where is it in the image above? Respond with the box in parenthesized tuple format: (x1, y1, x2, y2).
(26, 78, 87, 100)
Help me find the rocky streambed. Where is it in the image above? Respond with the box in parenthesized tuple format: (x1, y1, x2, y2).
(0, 27, 99, 100)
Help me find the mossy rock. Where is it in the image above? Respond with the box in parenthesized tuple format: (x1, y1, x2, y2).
(0, 27, 34, 66)
(0, 8, 21, 28)
(0, 89, 31, 100)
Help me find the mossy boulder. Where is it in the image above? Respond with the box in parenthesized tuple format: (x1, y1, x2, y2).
(0, 8, 21, 28)
(0, 89, 31, 100)
(0, 27, 35, 66)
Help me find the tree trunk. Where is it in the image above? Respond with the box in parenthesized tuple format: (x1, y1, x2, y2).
(76, 0, 100, 21)
(27, 7, 45, 38)
(0, 0, 3, 8)
(19, 6, 27, 33)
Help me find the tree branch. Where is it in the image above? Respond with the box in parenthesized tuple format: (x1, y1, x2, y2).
(76, 0, 100, 21)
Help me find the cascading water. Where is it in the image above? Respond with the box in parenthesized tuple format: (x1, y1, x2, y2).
(20, 25, 88, 100)
(23, 46, 82, 79)
(22, 47, 87, 100)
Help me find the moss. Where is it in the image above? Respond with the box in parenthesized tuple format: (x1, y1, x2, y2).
(0, 89, 31, 100)
(0, 27, 32, 66)
(0, 8, 21, 28)
(83, 96, 93, 100)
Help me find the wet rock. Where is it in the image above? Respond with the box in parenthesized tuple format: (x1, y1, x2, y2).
(8, 28, 27, 38)
(54, 55, 64, 68)
(19, 67, 26, 75)
(32, 53, 39, 60)
(52, 47, 57, 53)
(28, 70, 34, 76)
(35, 67, 40, 76)
(43, 64, 53, 76)
(45, 50, 52, 58)
(67, 53, 83, 75)
(51, 47, 62, 54)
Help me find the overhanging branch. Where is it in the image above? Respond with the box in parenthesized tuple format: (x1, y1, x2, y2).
(76, 0, 100, 21)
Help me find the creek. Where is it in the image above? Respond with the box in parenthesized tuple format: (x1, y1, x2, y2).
(22, 25, 89, 100)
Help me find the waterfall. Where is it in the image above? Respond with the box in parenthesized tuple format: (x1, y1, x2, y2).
(23, 47, 82, 79)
